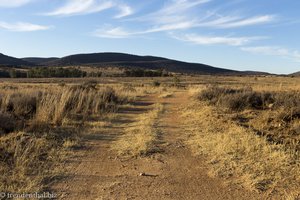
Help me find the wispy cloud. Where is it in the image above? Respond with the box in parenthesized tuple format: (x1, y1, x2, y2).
(44, 0, 133, 18)
(132, 0, 211, 25)
(213, 15, 276, 28)
(44, 0, 114, 16)
(159, 0, 211, 15)
(0, 0, 32, 7)
(93, 20, 199, 38)
(128, 0, 275, 29)
(93, 15, 273, 39)
(92, 0, 276, 54)
(93, 26, 132, 38)
(241, 46, 300, 62)
(114, 4, 133, 19)
(0, 21, 52, 32)
(173, 33, 264, 46)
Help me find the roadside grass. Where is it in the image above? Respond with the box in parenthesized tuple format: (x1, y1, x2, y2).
(0, 83, 127, 194)
(158, 92, 173, 98)
(112, 103, 164, 157)
(183, 86, 300, 199)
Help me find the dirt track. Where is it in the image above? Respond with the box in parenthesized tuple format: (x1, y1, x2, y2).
(53, 90, 259, 200)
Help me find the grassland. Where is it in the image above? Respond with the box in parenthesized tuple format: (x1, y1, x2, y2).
(184, 77, 300, 199)
(0, 75, 300, 199)
(0, 82, 131, 193)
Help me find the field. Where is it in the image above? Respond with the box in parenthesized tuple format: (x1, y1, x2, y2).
(1, 75, 300, 199)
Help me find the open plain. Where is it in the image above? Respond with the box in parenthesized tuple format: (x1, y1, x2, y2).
(1, 76, 300, 199)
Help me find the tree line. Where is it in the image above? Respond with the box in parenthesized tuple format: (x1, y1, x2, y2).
(0, 67, 171, 78)
(124, 68, 170, 77)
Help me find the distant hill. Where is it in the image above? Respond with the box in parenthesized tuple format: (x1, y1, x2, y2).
(44, 53, 169, 65)
(43, 52, 239, 75)
(0, 53, 32, 66)
(290, 71, 300, 76)
(0, 52, 271, 75)
(22, 57, 59, 65)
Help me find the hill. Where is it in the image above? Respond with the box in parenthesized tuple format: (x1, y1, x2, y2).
(0, 52, 272, 75)
(22, 57, 59, 65)
(290, 71, 300, 76)
(0, 53, 32, 66)
(43, 52, 239, 75)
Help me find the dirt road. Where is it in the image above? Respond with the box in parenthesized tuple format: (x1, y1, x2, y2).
(53, 90, 259, 200)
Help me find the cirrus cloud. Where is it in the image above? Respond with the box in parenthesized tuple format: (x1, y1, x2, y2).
(44, 0, 133, 18)
(0, 21, 52, 32)
(172, 33, 265, 46)
(241, 46, 300, 62)
(0, 0, 32, 7)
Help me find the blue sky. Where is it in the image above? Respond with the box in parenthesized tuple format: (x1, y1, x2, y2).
(0, 0, 299, 74)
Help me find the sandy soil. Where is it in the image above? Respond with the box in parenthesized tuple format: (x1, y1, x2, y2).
(52, 90, 260, 200)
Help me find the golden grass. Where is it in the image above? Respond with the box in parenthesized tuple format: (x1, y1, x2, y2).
(158, 92, 173, 98)
(1, 76, 299, 196)
(183, 89, 300, 199)
(0, 81, 169, 193)
(0, 82, 129, 194)
(0, 132, 64, 193)
(112, 103, 164, 157)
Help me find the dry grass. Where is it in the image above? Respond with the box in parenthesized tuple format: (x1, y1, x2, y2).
(112, 103, 164, 157)
(184, 87, 300, 199)
(1, 75, 299, 197)
(35, 86, 120, 126)
(0, 131, 69, 193)
(0, 81, 167, 193)
(158, 92, 173, 98)
(198, 86, 300, 152)
(0, 82, 127, 194)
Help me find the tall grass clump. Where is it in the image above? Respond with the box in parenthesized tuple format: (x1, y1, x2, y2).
(0, 83, 124, 194)
(36, 86, 120, 125)
(0, 132, 62, 193)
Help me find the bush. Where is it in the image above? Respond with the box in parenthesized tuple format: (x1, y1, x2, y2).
(0, 112, 16, 134)
(199, 86, 275, 111)
(0, 93, 38, 119)
(273, 92, 300, 122)
(152, 81, 161, 87)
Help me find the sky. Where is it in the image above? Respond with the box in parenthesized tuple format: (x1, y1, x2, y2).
(0, 0, 299, 74)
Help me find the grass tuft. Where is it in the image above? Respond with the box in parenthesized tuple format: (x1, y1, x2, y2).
(112, 103, 164, 157)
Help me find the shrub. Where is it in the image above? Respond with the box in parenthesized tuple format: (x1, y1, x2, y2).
(273, 92, 300, 122)
(81, 80, 98, 90)
(0, 92, 38, 119)
(198, 86, 246, 103)
(220, 91, 275, 111)
(152, 81, 161, 87)
(199, 86, 275, 111)
(5, 93, 37, 118)
(0, 112, 16, 134)
(173, 76, 181, 87)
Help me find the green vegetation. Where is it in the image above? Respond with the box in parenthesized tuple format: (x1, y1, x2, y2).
(27, 67, 87, 78)
(124, 68, 170, 77)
